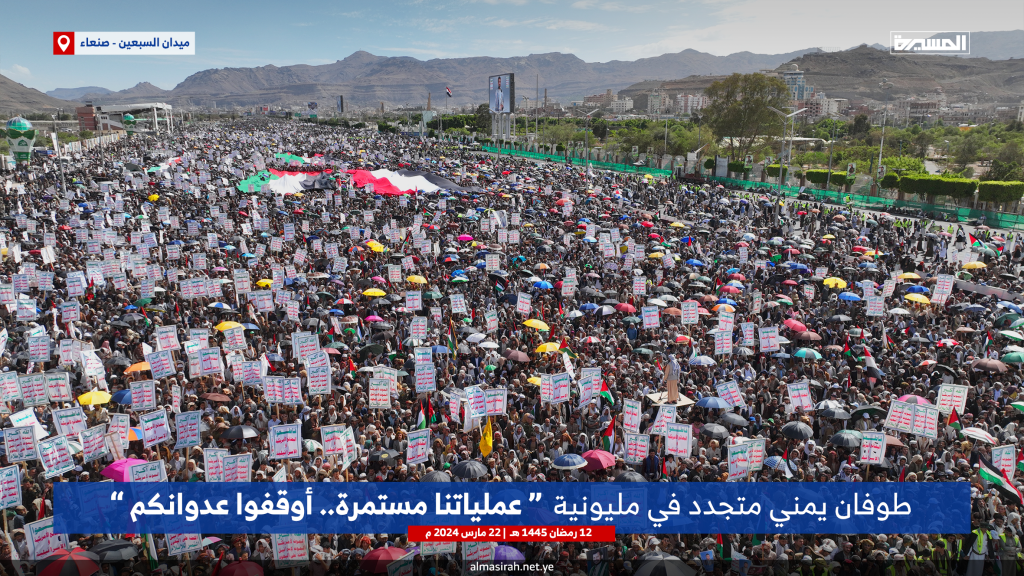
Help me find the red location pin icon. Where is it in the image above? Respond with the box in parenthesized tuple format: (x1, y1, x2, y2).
(53, 32, 74, 55)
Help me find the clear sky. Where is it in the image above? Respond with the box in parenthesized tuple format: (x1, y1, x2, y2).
(1, 0, 1020, 93)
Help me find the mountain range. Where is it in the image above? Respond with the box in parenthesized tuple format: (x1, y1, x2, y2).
(3, 30, 1021, 113)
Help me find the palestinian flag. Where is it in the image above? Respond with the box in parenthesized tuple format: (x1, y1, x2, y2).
(446, 319, 458, 356)
(843, 334, 853, 357)
(140, 534, 159, 570)
(1017, 449, 1024, 473)
(979, 460, 1024, 506)
(601, 418, 615, 451)
(968, 232, 984, 248)
(948, 408, 962, 431)
(417, 400, 428, 429)
(599, 380, 614, 404)
(559, 337, 578, 360)
(984, 331, 992, 350)
(349, 358, 358, 378)
(883, 324, 896, 350)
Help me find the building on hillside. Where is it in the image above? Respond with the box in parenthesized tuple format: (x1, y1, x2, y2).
(676, 94, 708, 115)
(781, 64, 814, 101)
(583, 89, 614, 108)
(76, 105, 97, 132)
(647, 91, 671, 114)
(1019, 101, 1024, 122)
(611, 98, 633, 113)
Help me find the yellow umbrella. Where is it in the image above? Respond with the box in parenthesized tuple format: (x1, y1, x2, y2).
(822, 234, 836, 239)
(523, 319, 550, 330)
(905, 293, 931, 304)
(864, 250, 883, 256)
(363, 288, 387, 297)
(536, 263, 550, 270)
(370, 244, 387, 253)
(78, 390, 111, 405)
(523, 223, 534, 227)
(670, 222, 686, 228)
(648, 252, 665, 259)
(148, 194, 160, 202)
(963, 261, 987, 269)
(535, 342, 560, 353)
(406, 275, 427, 284)
(823, 277, 847, 289)
(256, 279, 273, 287)
(898, 272, 922, 280)
(216, 321, 243, 331)
(527, 377, 541, 385)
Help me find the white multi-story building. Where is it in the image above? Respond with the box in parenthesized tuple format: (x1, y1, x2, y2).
(611, 98, 633, 113)
(676, 94, 708, 115)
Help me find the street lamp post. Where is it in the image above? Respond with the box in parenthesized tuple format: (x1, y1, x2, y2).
(876, 79, 893, 184)
(51, 110, 69, 196)
(825, 115, 838, 191)
(944, 140, 951, 173)
(768, 106, 807, 193)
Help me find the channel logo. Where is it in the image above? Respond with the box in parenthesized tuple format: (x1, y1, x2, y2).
(51, 32, 195, 55)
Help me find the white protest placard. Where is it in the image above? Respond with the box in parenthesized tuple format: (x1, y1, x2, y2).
(860, 430, 886, 464)
(623, 398, 642, 433)
(649, 404, 677, 436)
(993, 445, 1017, 480)
(130, 380, 157, 411)
(641, 306, 660, 329)
(786, 381, 814, 412)
(485, 310, 498, 332)
(467, 386, 487, 419)
(884, 400, 915, 433)
(167, 533, 203, 557)
(368, 379, 392, 409)
(406, 290, 422, 311)
(37, 436, 75, 478)
(866, 296, 885, 316)
(269, 423, 301, 460)
(271, 534, 309, 568)
(551, 372, 571, 404)
(145, 350, 176, 380)
(937, 384, 969, 414)
(204, 448, 229, 482)
(450, 293, 467, 314)
(4, 427, 37, 462)
(128, 460, 168, 483)
(516, 292, 532, 315)
(140, 409, 172, 447)
(52, 406, 87, 436)
(714, 330, 732, 355)
(758, 326, 780, 352)
(44, 373, 73, 403)
(222, 453, 253, 482)
(665, 423, 692, 458)
(484, 388, 508, 416)
(680, 301, 698, 324)
(624, 433, 650, 465)
(715, 380, 745, 406)
(410, 316, 428, 339)
(727, 442, 751, 481)
(25, 517, 67, 560)
(406, 428, 430, 465)
(307, 365, 331, 396)
(174, 411, 202, 449)
(415, 363, 437, 393)
(0, 465, 23, 509)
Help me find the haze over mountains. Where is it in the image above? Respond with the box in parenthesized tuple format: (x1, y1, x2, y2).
(3, 30, 1020, 113)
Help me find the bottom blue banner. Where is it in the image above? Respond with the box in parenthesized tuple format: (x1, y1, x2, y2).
(53, 482, 970, 534)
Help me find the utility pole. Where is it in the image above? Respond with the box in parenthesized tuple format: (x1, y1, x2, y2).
(876, 79, 893, 183)
(825, 115, 837, 191)
(768, 106, 807, 192)
(51, 110, 69, 196)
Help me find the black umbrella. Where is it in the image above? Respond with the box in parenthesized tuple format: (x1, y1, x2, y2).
(614, 471, 647, 482)
(369, 449, 399, 463)
(88, 539, 138, 562)
(700, 423, 730, 440)
(828, 315, 853, 322)
(820, 408, 852, 420)
(829, 430, 863, 449)
(633, 556, 696, 576)
(780, 421, 813, 440)
(719, 413, 749, 427)
(452, 460, 488, 479)
(420, 470, 452, 482)
(850, 404, 887, 420)
(36, 548, 100, 576)
(222, 425, 260, 440)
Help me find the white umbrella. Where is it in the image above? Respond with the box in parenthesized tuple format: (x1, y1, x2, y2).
(889, 308, 911, 315)
(466, 333, 487, 343)
(479, 341, 498, 349)
(962, 427, 997, 444)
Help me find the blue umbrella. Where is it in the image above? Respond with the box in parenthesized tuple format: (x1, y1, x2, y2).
(208, 302, 234, 309)
(906, 285, 930, 294)
(838, 292, 861, 301)
(696, 396, 731, 409)
(241, 253, 257, 258)
(241, 323, 261, 330)
(534, 281, 553, 289)
(111, 389, 133, 404)
(329, 309, 346, 315)
(763, 455, 790, 471)
(124, 305, 138, 310)
(552, 454, 588, 470)
(964, 304, 987, 313)
(432, 345, 452, 354)
(999, 301, 1023, 314)
(726, 268, 740, 274)
(580, 303, 598, 311)
(717, 298, 737, 306)
(858, 262, 878, 269)
(265, 353, 285, 362)
(686, 259, 705, 267)
(582, 237, 596, 243)
(773, 353, 792, 358)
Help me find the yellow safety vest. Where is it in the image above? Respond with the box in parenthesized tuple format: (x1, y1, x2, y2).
(973, 529, 988, 554)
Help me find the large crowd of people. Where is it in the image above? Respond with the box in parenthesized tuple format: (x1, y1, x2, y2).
(1, 118, 1023, 576)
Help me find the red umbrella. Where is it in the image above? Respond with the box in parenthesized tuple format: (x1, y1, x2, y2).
(582, 449, 616, 471)
(220, 561, 264, 576)
(361, 547, 410, 573)
(728, 273, 746, 281)
(640, 221, 654, 228)
(784, 319, 807, 332)
(615, 303, 636, 313)
(36, 548, 99, 576)
(782, 279, 798, 286)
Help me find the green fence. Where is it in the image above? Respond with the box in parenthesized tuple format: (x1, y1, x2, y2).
(710, 177, 1024, 231)
(480, 145, 673, 177)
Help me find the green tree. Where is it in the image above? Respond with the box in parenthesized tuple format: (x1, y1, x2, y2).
(79, 130, 94, 139)
(702, 73, 791, 159)
(474, 104, 490, 133)
(850, 114, 870, 136)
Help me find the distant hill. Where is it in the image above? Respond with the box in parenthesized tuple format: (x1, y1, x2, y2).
(79, 82, 169, 103)
(0, 75, 80, 114)
(620, 44, 1024, 104)
(46, 86, 111, 100)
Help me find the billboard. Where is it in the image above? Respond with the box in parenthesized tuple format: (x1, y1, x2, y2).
(337, 96, 344, 113)
(488, 74, 514, 114)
